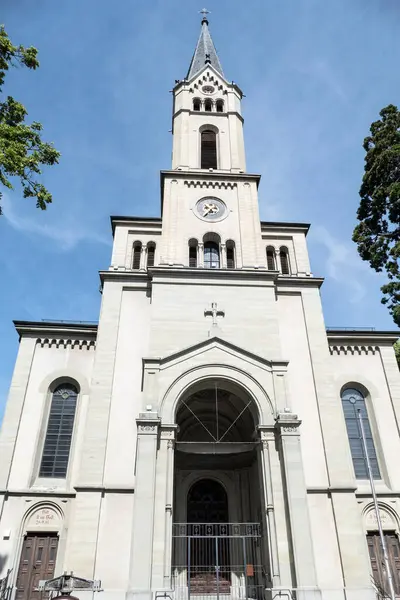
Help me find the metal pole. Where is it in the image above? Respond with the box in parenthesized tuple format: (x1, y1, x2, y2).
(357, 408, 396, 600)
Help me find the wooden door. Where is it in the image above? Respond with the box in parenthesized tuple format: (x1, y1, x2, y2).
(367, 532, 400, 595)
(16, 534, 58, 600)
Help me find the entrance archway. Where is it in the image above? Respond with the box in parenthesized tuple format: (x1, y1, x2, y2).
(172, 379, 267, 599)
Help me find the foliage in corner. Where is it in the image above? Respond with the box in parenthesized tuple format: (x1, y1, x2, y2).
(0, 24, 60, 214)
(353, 104, 400, 327)
(394, 340, 400, 370)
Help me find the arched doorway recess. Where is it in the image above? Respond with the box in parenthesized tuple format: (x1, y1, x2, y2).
(172, 379, 267, 599)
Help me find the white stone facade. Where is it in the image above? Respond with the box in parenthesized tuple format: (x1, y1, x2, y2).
(1, 17, 400, 600)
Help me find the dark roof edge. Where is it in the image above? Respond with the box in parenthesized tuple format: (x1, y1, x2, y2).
(261, 221, 311, 234)
(326, 329, 399, 344)
(14, 320, 98, 338)
(110, 215, 162, 235)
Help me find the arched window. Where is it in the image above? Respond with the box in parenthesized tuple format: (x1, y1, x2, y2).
(226, 240, 235, 269)
(193, 98, 201, 111)
(189, 239, 198, 268)
(204, 241, 220, 269)
(147, 243, 156, 268)
(266, 247, 276, 271)
(201, 129, 217, 169)
(279, 247, 290, 275)
(341, 387, 381, 479)
(216, 99, 224, 113)
(39, 383, 78, 478)
(132, 242, 142, 270)
(204, 98, 212, 112)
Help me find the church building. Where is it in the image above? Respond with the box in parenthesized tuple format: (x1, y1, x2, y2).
(1, 14, 400, 600)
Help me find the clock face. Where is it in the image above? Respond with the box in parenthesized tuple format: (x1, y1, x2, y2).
(196, 197, 227, 222)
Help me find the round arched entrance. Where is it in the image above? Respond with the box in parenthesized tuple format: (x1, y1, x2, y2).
(172, 379, 266, 599)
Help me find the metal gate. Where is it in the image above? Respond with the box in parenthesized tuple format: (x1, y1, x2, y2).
(172, 523, 265, 600)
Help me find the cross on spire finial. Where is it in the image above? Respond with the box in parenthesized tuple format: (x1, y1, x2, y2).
(200, 8, 210, 22)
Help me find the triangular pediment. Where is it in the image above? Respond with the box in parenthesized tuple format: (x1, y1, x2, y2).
(143, 336, 288, 372)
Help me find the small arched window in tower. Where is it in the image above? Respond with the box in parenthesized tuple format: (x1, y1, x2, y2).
(279, 247, 290, 275)
(266, 247, 276, 271)
(226, 240, 235, 269)
(39, 383, 78, 478)
(216, 99, 224, 113)
(204, 98, 212, 112)
(132, 242, 142, 270)
(193, 98, 201, 112)
(341, 387, 381, 479)
(201, 129, 217, 169)
(188, 239, 198, 268)
(204, 241, 220, 269)
(147, 243, 156, 268)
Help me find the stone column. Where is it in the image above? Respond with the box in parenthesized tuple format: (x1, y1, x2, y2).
(198, 242, 204, 268)
(220, 243, 226, 269)
(150, 424, 177, 591)
(258, 426, 280, 588)
(139, 246, 146, 270)
(276, 413, 321, 600)
(164, 433, 176, 587)
(128, 412, 160, 600)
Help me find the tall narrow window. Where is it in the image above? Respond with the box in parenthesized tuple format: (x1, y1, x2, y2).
(341, 387, 380, 479)
(189, 240, 198, 267)
(204, 99, 212, 112)
(193, 98, 201, 111)
(279, 248, 290, 274)
(39, 384, 78, 478)
(201, 130, 217, 169)
(226, 240, 235, 269)
(204, 241, 220, 269)
(266, 247, 276, 271)
(216, 99, 224, 113)
(132, 243, 142, 269)
(147, 243, 155, 268)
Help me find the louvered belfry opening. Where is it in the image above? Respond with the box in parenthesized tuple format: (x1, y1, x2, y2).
(39, 384, 78, 478)
(226, 241, 235, 269)
(189, 243, 198, 267)
(266, 248, 275, 271)
(132, 243, 142, 269)
(147, 244, 156, 268)
(279, 248, 290, 274)
(201, 130, 217, 169)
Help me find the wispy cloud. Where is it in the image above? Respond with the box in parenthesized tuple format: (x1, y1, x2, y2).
(311, 225, 367, 303)
(2, 195, 111, 251)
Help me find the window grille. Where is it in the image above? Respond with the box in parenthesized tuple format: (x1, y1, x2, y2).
(204, 241, 220, 269)
(201, 130, 217, 169)
(39, 384, 78, 478)
(341, 387, 380, 479)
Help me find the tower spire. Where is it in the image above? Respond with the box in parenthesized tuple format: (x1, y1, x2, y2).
(186, 10, 225, 81)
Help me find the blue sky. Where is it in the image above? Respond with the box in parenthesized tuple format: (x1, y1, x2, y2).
(1, 0, 399, 422)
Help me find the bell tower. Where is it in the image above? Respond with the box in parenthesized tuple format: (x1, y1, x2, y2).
(160, 12, 265, 269)
(172, 11, 246, 173)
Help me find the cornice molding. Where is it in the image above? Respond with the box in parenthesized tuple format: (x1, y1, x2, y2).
(14, 321, 98, 340)
(327, 330, 399, 346)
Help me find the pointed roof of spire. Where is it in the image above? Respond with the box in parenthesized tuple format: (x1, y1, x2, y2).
(186, 11, 224, 81)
